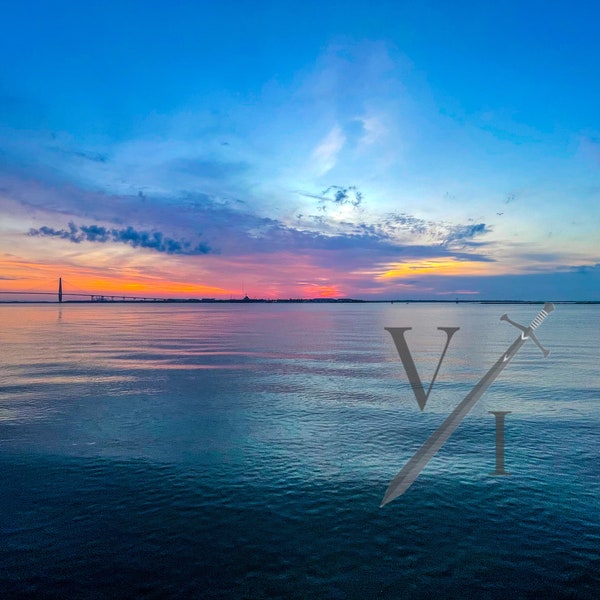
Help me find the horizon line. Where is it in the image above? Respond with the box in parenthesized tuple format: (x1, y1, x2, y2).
(1, 298, 598, 305)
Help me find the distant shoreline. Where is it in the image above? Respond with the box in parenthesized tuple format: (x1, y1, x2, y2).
(1, 299, 599, 305)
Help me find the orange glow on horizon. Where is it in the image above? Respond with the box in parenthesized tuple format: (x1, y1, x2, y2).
(376, 257, 498, 279)
(307, 284, 342, 298)
(0, 258, 233, 298)
(0, 250, 514, 301)
(0, 255, 350, 300)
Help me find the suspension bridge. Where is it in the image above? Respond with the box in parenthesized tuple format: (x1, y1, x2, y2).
(0, 278, 187, 303)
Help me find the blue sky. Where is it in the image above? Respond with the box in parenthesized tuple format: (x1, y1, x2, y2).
(1, 0, 599, 299)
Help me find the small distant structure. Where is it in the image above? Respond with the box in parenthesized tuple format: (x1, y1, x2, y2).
(58, 277, 63, 303)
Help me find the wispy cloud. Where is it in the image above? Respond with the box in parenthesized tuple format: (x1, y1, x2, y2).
(298, 185, 364, 213)
(310, 126, 346, 175)
(48, 146, 109, 163)
(320, 185, 363, 207)
(376, 213, 490, 248)
(358, 115, 387, 147)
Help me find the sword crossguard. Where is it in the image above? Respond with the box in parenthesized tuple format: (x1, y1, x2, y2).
(500, 313, 527, 333)
(500, 303, 554, 357)
(528, 331, 550, 357)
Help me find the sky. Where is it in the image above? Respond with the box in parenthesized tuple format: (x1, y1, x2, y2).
(1, 0, 599, 300)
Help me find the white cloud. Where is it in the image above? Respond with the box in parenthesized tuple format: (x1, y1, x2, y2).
(310, 125, 346, 175)
(359, 115, 387, 147)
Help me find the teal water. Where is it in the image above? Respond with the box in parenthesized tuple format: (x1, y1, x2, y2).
(1, 303, 598, 598)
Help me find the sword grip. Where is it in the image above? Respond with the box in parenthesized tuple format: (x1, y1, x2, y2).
(529, 302, 555, 329)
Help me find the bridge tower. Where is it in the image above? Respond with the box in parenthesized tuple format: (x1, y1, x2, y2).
(58, 277, 63, 303)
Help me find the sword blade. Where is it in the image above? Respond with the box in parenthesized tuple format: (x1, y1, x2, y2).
(380, 304, 554, 507)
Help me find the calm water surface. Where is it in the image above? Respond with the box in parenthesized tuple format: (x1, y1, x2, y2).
(1, 303, 599, 598)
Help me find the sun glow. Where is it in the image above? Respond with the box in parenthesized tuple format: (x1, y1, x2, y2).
(376, 257, 497, 280)
(0, 258, 232, 299)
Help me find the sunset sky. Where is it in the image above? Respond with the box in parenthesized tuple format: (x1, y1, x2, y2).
(1, 0, 599, 300)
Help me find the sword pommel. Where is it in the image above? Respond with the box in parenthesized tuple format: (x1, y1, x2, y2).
(543, 302, 555, 313)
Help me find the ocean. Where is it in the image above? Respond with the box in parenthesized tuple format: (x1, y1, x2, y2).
(1, 302, 598, 598)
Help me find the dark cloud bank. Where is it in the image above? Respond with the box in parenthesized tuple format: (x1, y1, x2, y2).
(28, 222, 212, 255)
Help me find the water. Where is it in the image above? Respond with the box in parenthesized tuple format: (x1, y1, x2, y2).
(0, 302, 598, 598)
